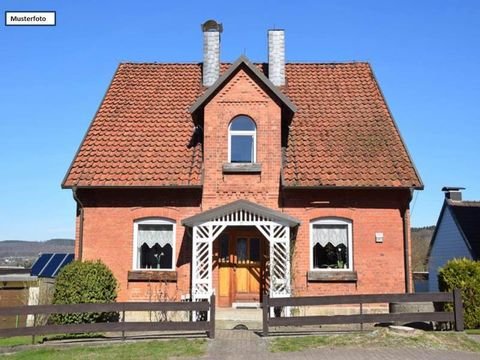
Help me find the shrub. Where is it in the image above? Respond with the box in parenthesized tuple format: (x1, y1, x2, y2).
(438, 258, 480, 329)
(52, 260, 119, 324)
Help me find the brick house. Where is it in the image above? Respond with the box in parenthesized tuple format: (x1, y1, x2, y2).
(62, 20, 423, 307)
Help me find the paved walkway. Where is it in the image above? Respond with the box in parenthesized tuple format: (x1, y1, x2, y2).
(203, 329, 480, 360)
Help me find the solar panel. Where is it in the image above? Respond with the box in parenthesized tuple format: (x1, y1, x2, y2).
(30, 253, 75, 278)
(41, 254, 68, 277)
(51, 254, 74, 277)
(30, 253, 53, 276)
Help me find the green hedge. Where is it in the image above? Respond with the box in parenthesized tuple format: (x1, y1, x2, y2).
(438, 258, 480, 329)
(52, 260, 119, 324)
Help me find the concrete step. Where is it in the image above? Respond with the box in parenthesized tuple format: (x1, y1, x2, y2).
(215, 319, 262, 330)
(216, 308, 262, 321)
(215, 308, 263, 330)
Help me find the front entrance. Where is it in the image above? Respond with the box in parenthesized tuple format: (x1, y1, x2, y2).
(217, 228, 268, 307)
(184, 199, 298, 307)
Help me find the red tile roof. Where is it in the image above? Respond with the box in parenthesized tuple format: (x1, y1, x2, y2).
(282, 63, 422, 188)
(63, 63, 204, 187)
(62, 61, 422, 189)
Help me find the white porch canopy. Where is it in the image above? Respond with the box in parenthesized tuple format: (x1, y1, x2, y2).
(182, 200, 300, 302)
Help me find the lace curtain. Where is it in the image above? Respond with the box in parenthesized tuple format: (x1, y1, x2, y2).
(138, 224, 173, 248)
(312, 224, 347, 247)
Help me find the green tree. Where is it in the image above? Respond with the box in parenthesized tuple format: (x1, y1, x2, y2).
(438, 258, 480, 329)
(52, 260, 119, 324)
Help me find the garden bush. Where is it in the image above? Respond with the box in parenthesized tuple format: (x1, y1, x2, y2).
(52, 260, 119, 324)
(438, 258, 480, 329)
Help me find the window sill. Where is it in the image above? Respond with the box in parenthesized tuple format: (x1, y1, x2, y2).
(222, 163, 261, 174)
(307, 270, 357, 282)
(128, 270, 177, 282)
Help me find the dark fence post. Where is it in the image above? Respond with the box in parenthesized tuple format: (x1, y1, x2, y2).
(31, 313, 37, 345)
(262, 292, 269, 337)
(359, 302, 364, 331)
(453, 288, 464, 331)
(208, 293, 216, 339)
(122, 303, 126, 341)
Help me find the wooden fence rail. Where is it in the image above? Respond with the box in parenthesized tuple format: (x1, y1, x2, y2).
(0, 294, 215, 341)
(262, 290, 463, 336)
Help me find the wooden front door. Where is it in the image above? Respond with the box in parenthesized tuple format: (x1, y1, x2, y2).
(217, 230, 267, 307)
(234, 237, 261, 302)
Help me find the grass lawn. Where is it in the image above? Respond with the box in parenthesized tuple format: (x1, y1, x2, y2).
(0, 337, 39, 347)
(466, 329, 480, 335)
(0, 334, 102, 347)
(269, 328, 480, 353)
(0, 339, 206, 359)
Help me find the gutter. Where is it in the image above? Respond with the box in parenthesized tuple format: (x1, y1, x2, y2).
(62, 184, 203, 190)
(402, 205, 411, 293)
(72, 187, 84, 261)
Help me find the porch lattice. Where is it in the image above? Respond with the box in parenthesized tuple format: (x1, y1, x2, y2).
(191, 208, 291, 303)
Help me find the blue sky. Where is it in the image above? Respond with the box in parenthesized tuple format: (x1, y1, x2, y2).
(1, 1, 479, 241)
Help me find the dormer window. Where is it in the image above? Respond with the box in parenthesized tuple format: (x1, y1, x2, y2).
(228, 116, 256, 163)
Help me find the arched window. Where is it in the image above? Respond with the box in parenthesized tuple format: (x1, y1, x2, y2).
(310, 218, 353, 271)
(228, 116, 256, 163)
(133, 218, 175, 270)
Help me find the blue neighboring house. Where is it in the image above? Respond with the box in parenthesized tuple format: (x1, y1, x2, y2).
(428, 187, 480, 291)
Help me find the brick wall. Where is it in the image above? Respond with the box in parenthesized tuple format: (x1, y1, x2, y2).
(76, 188, 201, 302)
(282, 188, 411, 296)
(76, 187, 411, 301)
(202, 68, 282, 209)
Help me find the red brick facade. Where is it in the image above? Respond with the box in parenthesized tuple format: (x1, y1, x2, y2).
(202, 69, 282, 208)
(72, 68, 414, 303)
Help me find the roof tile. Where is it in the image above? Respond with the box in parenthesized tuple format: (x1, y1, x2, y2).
(282, 63, 421, 188)
(63, 62, 421, 188)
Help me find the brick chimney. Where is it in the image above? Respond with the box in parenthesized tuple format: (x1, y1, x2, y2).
(202, 20, 222, 87)
(442, 186, 465, 201)
(268, 29, 285, 86)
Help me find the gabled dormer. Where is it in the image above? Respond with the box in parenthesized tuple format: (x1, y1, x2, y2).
(189, 53, 296, 208)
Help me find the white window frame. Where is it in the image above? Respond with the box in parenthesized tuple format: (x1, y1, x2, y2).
(228, 116, 257, 163)
(132, 218, 176, 271)
(309, 217, 353, 272)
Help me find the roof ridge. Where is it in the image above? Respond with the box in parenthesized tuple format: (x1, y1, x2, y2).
(448, 200, 480, 207)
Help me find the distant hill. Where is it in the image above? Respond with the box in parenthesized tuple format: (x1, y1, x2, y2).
(0, 239, 74, 258)
(411, 226, 435, 272)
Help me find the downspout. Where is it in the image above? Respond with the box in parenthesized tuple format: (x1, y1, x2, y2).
(402, 201, 411, 293)
(72, 187, 84, 261)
